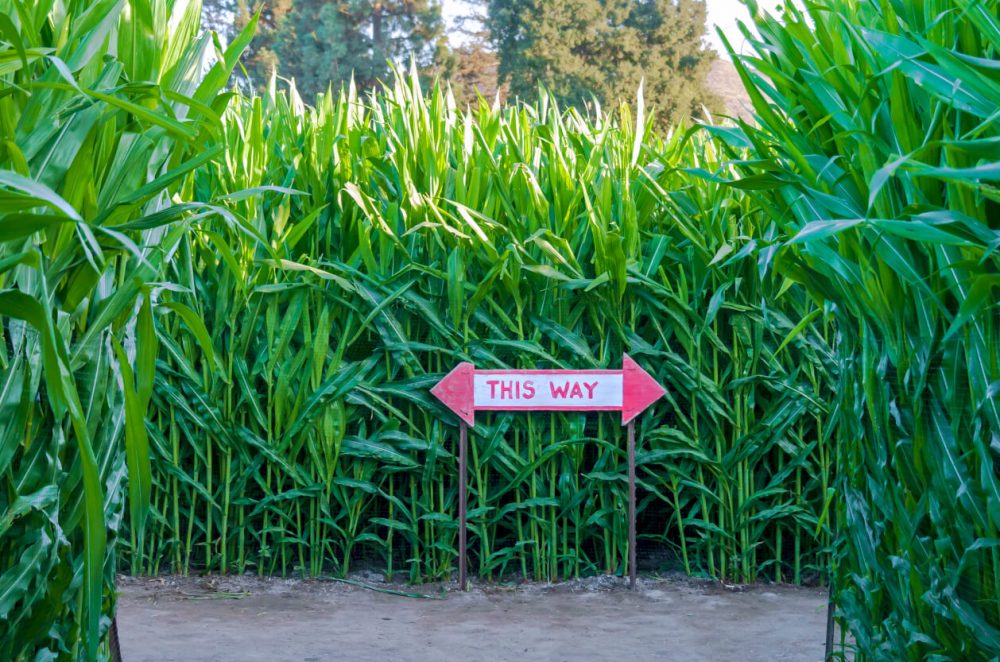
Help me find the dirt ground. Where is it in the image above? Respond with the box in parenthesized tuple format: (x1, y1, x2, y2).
(116, 574, 830, 661)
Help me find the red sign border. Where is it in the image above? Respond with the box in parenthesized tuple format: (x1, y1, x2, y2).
(430, 354, 666, 427)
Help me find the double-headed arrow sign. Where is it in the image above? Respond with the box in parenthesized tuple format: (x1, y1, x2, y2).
(431, 354, 665, 590)
(431, 355, 665, 591)
(431, 354, 666, 426)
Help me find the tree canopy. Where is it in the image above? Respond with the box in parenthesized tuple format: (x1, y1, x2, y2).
(487, 0, 719, 123)
(227, 0, 718, 121)
(237, 0, 447, 98)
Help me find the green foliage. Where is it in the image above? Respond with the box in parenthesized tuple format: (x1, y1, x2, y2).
(238, 0, 448, 99)
(121, 71, 835, 594)
(709, 0, 1000, 657)
(11, 1, 996, 660)
(487, 0, 720, 124)
(0, 0, 248, 657)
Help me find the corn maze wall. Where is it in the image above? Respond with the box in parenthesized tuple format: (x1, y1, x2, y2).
(713, 0, 1000, 655)
(0, 1, 255, 658)
(128, 75, 836, 588)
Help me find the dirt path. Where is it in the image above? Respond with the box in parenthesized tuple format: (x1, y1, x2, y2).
(117, 574, 829, 661)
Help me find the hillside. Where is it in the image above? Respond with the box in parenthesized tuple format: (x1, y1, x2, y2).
(707, 59, 754, 122)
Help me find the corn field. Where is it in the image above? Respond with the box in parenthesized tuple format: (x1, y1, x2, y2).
(128, 72, 835, 588)
(0, 0, 997, 660)
(0, 0, 253, 658)
(711, 0, 1000, 657)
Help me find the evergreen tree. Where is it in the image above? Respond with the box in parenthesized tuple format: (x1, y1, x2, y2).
(487, 0, 719, 124)
(237, 1, 447, 99)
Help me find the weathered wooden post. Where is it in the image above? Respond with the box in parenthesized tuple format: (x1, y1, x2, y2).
(458, 421, 468, 591)
(627, 420, 636, 589)
(431, 354, 665, 591)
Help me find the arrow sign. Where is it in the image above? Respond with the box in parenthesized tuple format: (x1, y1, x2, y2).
(430, 354, 665, 427)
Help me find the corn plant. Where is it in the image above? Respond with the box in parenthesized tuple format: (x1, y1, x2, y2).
(710, 0, 1000, 657)
(0, 0, 251, 658)
(127, 68, 836, 591)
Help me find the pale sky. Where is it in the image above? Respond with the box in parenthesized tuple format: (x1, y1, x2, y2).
(439, 0, 785, 60)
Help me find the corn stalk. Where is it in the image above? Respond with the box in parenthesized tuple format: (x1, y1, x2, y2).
(130, 69, 835, 590)
(711, 0, 1000, 657)
(0, 0, 251, 658)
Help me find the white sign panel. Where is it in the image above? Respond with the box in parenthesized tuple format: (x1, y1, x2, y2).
(473, 372, 623, 410)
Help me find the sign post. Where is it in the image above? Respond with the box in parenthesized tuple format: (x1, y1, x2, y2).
(627, 419, 636, 589)
(458, 421, 468, 591)
(431, 354, 666, 590)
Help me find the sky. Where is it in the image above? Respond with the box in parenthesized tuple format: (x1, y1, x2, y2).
(439, 0, 785, 60)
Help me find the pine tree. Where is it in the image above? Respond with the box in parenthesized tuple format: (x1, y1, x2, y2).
(487, 0, 719, 125)
(237, 1, 447, 99)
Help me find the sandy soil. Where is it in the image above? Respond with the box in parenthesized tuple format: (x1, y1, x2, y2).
(116, 574, 830, 661)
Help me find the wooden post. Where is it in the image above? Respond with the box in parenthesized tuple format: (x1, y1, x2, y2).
(109, 616, 122, 662)
(825, 581, 835, 659)
(628, 420, 636, 590)
(459, 421, 468, 591)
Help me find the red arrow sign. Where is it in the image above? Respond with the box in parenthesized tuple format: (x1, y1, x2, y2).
(430, 354, 665, 427)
